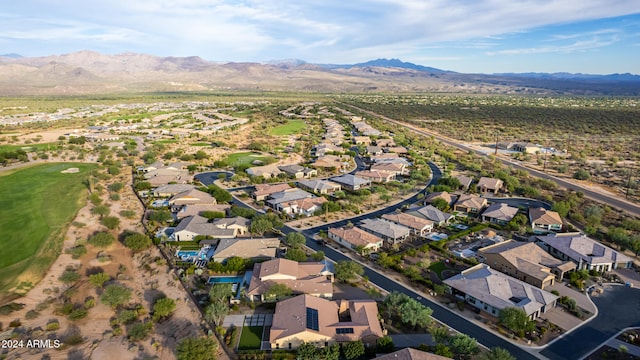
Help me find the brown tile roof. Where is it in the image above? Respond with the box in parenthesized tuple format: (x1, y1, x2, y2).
(529, 207, 562, 225)
(425, 191, 453, 204)
(477, 177, 504, 191)
(329, 226, 383, 247)
(481, 203, 519, 222)
(455, 194, 487, 209)
(247, 259, 334, 297)
(254, 183, 292, 197)
(376, 348, 451, 360)
(270, 295, 383, 343)
(381, 212, 434, 231)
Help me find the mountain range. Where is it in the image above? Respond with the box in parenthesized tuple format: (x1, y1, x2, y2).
(0, 51, 638, 96)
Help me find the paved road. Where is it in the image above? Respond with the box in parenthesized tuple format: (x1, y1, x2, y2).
(342, 104, 640, 218)
(542, 285, 640, 360)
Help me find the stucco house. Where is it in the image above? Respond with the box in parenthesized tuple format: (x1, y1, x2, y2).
(247, 259, 334, 302)
(478, 240, 576, 289)
(481, 203, 519, 225)
(171, 215, 237, 241)
(381, 212, 434, 237)
(534, 233, 633, 272)
(444, 264, 558, 320)
(212, 216, 250, 235)
(529, 207, 563, 234)
(297, 179, 342, 195)
(359, 218, 411, 246)
(254, 183, 292, 201)
(328, 226, 384, 253)
(269, 295, 384, 350)
(476, 177, 504, 194)
(454, 194, 488, 214)
(168, 188, 216, 206)
(278, 164, 318, 179)
(330, 174, 371, 192)
(211, 237, 280, 263)
(410, 205, 454, 227)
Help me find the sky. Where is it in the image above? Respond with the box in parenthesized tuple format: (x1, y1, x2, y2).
(2, 0, 640, 74)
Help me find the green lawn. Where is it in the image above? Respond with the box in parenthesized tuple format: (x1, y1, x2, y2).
(270, 120, 306, 136)
(224, 152, 274, 166)
(190, 142, 211, 147)
(238, 326, 263, 350)
(428, 261, 448, 279)
(0, 142, 61, 153)
(0, 163, 97, 296)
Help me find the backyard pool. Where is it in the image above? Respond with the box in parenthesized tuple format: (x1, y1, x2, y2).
(175, 248, 211, 261)
(207, 275, 244, 284)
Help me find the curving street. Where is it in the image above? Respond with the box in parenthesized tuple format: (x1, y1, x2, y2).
(342, 104, 640, 218)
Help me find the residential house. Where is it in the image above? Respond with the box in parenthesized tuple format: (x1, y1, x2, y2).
(246, 164, 283, 179)
(280, 197, 328, 217)
(529, 208, 563, 234)
(212, 216, 250, 235)
(172, 215, 237, 241)
(211, 237, 281, 263)
(312, 155, 349, 171)
(369, 153, 401, 162)
(383, 146, 408, 154)
(374, 157, 412, 167)
(353, 170, 395, 183)
(476, 177, 504, 194)
(266, 188, 314, 212)
(454, 194, 488, 214)
(314, 143, 343, 157)
(376, 348, 451, 360)
(330, 174, 371, 192)
(278, 164, 318, 179)
(143, 163, 192, 187)
(328, 226, 384, 253)
(168, 188, 216, 206)
(247, 259, 334, 302)
(410, 205, 454, 227)
(478, 240, 576, 289)
(375, 139, 395, 147)
(481, 203, 519, 225)
(254, 183, 292, 201)
(297, 179, 342, 195)
(365, 146, 383, 156)
(424, 191, 453, 206)
(444, 264, 558, 320)
(381, 212, 434, 237)
(359, 218, 411, 246)
(270, 295, 384, 350)
(512, 142, 541, 154)
(370, 162, 409, 177)
(174, 204, 231, 220)
(353, 136, 372, 145)
(534, 233, 633, 272)
(455, 175, 474, 191)
(152, 184, 196, 198)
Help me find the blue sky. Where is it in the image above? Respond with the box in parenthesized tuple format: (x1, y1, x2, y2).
(2, 0, 640, 74)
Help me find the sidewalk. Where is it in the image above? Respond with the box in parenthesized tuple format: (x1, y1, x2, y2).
(607, 338, 640, 357)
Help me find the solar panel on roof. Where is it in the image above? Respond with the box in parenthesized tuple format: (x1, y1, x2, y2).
(306, 307, 319, 331)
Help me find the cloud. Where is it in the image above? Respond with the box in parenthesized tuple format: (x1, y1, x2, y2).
(487, 36, 619, 55)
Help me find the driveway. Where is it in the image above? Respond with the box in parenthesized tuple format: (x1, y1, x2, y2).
(541, 285, 640, 360)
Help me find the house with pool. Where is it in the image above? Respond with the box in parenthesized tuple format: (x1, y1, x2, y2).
(247, 258, 334, 302)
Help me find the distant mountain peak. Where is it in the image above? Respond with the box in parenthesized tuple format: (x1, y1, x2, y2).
(1, 53, 23, 59)
(267, 59, 308, 67)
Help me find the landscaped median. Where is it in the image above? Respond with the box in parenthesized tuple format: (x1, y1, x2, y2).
(0, 162, 97, 300)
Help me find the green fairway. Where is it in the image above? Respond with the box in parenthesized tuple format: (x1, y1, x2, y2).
(238, 326, 263, 350)
(428, 261, 447, 279)
(0, 163, 97, 296)
(270, 120, 306, 136)
(0, 142, 61, 154)
(224, 152, 275, 166)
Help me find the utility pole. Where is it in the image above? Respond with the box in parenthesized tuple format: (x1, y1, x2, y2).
(494, 131, 499, 156)
(543, 139, 549, 172)
(626, 165, 634, 199)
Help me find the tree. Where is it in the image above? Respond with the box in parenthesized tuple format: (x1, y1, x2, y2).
(123, 232, 152, 252)
(430, 326, 451, 344)
(224, 256, 246, 272)
(101, 216, 120, 230)
(311, 251, 325, 261)
(88, 272, 110, 288)
(91, 205, 111, 219)
(89, 232, 115, 248)
(450, 333, 479, 358)
(377, 336, 394, 353)
(250, 217, 273, 236)
(204, 301, 229, 325)
(229, 206, 256, 219)
(319, 344, 340, 360)
(207, 184, 232, 203)
(285, 232, 306, 248)
(265, 284, 293, 301)
(152, 297, 177, 322)
(498, 307, 535, 334)
(296, 342, 319, 360)
(573, 169, 590, 180)
(552, 201, 571, 218)
(431, 197, 450, 211)
(479, 347, 516, 360)
(201, 211, 225, 220)
(100, 284, 132, 309)
(128, 321, 153, 341)
(134, 181, 152, 191)
(342, 340, 365, 360)
(434, 344, 453, 358)
(285, 248, 308, 262)
(59, 270, 80, 284)
(335, 261, 364, 283)
(148, 210, 173, 223)
(108, 182, 124, 192)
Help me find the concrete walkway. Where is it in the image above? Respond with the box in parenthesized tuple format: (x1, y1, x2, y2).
(607, 338, 640, 357)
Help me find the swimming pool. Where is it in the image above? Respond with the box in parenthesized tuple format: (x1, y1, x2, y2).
(176, 249, 208, 261)
(207, 275, 244, 284)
